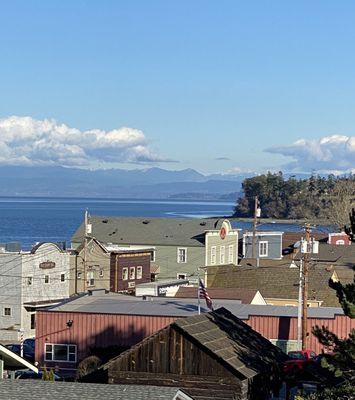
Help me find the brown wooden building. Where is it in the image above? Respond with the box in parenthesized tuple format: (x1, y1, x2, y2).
(98, 308, 287, 400)
(110, 249, 152, 293)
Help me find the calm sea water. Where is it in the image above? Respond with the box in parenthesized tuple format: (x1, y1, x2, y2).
(0, 197, 325, 250)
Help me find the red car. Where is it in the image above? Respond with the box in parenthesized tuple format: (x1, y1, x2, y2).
(283, 350, 317, 374)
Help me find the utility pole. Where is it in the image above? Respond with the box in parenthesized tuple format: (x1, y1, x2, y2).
(83, 209, 88, 293)
(302, 224, 312, 350)
(297, 258, 303, 350)
(252, 196, 260, 263)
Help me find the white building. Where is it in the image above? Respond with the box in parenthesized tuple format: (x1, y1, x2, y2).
(0, 242, 71, 342)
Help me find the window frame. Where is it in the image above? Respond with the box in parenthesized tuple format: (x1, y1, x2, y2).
(210, 246, 216, 265)
(259, 241, 269, 257)
(27, 276, 33, 286)
(99, 269, 104, 278)
(3, 307, 11, 316)
(60, 274, 65, 282)
(122, 267, 128, 281)
(136, 266, 143, 279)
(228, 245, 234, 264)
(177, 247, 187, 264)
(220, 246, 225, 264)
(129, 266, 136, 280)
(177, 273, 187, 280)
(86, 271, 94, 287)
(44, 275, 50, 284)
(44, 343, 77, 363)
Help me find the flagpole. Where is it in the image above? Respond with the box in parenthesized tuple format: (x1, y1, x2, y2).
(197, 268, 201, 315)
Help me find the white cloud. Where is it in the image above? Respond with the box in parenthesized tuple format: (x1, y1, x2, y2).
(266, 135, 355, 173)
(0, 116, 174, 167)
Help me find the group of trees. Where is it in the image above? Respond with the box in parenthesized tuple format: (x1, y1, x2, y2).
(234, 172, 355, 229)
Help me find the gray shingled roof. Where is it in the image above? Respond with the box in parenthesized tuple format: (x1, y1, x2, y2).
(46, 292, 345, 319)
(0, 380, 190, 400)
(71, 216, 223, 247)
(173, 308, 288, 379)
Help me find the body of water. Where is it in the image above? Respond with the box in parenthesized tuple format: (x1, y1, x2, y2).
(0, 197, 328, 250)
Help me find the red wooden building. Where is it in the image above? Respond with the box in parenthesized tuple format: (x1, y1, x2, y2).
(35, 294, 355, 376)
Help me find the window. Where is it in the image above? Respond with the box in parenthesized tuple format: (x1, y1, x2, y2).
(259, 241, 268, 257)
(336, 240, 345, 245)
(228, 245, 234, 264)
(122, 267, 128, 280)
(150, 251, 155, 262)
(60, 274, 65, 282)
(129, 266, 135, 280)
(77, 272, 82, 279)
(31, 314, 36, 329)
(177, 248, 187, 263)
(210, 246, 216, 265)
(27, 277, 33, 285)
(45, 344, 77, 362)
(99, 270, 104, 278)
(86, 271, 94, 287)
(136, 266, 142, 279)
(177, 273, 187, 280)
(44, 275, 50, 284)
(220, 246, 225, 264)
(3, 307, 11, 316)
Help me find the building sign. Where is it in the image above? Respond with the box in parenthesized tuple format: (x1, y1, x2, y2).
(220, 227, 226, 240)
(39, 261, 56, 269)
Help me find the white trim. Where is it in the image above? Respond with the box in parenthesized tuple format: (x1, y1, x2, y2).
(220, 246, 225, 264)
(210, 246, 216, 265)
(44, 343, 77, 363)
(0, 344, 38, 373)
(228, 245, 234, 264)
(177, 247, 187, 263)
(259, 241, 268, 257)
(136, 266, 143, 279)
(177, 273, 187, 280)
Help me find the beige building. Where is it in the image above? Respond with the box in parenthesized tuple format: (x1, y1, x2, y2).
(205, 219, 240, 267)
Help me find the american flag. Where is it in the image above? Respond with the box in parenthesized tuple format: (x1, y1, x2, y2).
(199, 278, 213, 310)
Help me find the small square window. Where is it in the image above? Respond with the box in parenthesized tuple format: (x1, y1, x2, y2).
(60, 274, 65, 282)
(177, 273, 187, 280)
(44, 275, 50, 284)
(99, 270, 104, 277)
(4, 307, 11, 316)
(77, 272, 82, 279)
(27, 277, 33, 285)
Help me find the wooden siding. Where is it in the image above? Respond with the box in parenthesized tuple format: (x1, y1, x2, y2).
(108, 326, 243, 400)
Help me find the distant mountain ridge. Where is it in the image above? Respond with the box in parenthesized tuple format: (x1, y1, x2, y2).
(1, 166, 245, 199)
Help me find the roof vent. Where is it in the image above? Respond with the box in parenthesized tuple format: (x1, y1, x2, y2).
(142, 220, 150, 224)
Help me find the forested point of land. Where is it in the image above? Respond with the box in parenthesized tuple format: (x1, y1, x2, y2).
(233, 172, 355, 229)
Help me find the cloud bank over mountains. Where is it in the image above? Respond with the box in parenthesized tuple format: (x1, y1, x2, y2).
(0, 116, 173, 167)
(266, 134, 355, 174)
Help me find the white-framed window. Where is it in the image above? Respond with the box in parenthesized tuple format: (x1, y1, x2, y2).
(45, 343, 77, 363)
(177, 273, 187, 280)
(77, 272, 82, 279)
(136, 266, 142, 279)
(336, 240, 345, 245)
(129, 266, 135, 280)
(122, 267, 128, 280)
(99, 270, 104, 277)
(210, 246, 216, 265)
(220, 246, 225, 264)
(3, 307, 11, 316)
(44, 275, 50, 284)
(228, 245, 234, 264)
(177, 248, 187, 263)
(60, 274, 65, 282)
(259, 241, 268, 257)
(27, 277, 33, 285)
(87, 271, 94, 287)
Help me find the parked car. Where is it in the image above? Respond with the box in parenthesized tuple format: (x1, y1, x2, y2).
(283, 350, 317, 374)
(5, 343, 35, 363)
(15, 369, 63, 381)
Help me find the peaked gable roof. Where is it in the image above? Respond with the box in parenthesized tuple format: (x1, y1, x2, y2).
(172, 308, 287, 379)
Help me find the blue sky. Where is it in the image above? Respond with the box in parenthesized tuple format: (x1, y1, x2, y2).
(0, 1, 354, 174)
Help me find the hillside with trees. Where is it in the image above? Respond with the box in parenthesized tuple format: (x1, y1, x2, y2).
(233, 172, 355, 229)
